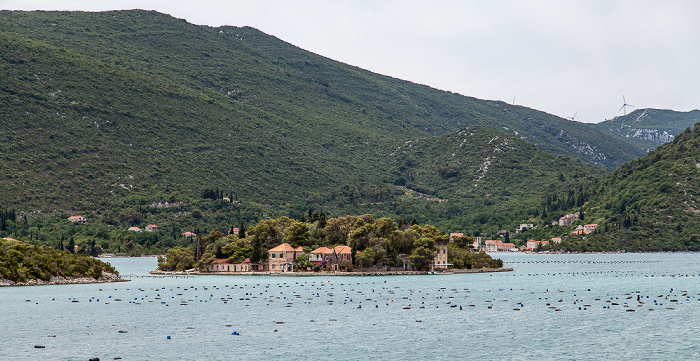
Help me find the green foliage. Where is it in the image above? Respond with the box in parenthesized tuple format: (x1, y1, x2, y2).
(157, 246, 195, 271)
(550, 124, 700, 252)
(0, 238, 117, 282)
(408, 238, 436, 270)
(156, 215, 501, 270)
(0, 10, 641, 238)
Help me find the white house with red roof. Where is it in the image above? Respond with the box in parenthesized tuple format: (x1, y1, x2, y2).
(310, 247, 332, 265)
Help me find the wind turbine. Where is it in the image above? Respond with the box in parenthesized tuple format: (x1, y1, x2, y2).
(619, 95, 634, 115)
(567, 111, 578, 121)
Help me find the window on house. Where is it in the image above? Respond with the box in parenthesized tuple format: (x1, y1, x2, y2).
(271, 253, 275, 258)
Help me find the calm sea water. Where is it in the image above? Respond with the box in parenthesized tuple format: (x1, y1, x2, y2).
(2, 253, 700, 360)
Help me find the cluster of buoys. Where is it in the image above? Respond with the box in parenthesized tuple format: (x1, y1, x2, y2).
(27, 273, 700, 358)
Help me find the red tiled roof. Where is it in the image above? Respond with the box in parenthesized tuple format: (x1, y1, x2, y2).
(311, 247, 332, 254)
(212, 258, 229, 265)
(332, 245, 352, 254)
(268, 243, 297, 252)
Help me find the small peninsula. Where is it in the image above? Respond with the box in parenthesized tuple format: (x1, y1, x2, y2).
(0, 238, 126, 286)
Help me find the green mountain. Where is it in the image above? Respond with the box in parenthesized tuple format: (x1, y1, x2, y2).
(551, 123, 700, 251)
(0, 10, 642, 166)
(590, 109, 700, 152)
(387, 125, 607, 231)
(0, 10, 640, 241)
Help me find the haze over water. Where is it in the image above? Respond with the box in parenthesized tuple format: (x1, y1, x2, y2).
(2, 253, 699, 360)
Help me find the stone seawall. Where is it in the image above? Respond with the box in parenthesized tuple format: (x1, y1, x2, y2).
(150, 267, 513, 276)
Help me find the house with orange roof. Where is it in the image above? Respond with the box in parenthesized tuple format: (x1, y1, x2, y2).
(207, 258, 252, 272)
(145, 224, 158, 232)
(497, 242, 516, 252)
(67, 215, 86, 223)
(310, 247, 332, 266)
(583, 224, 598, 234)
(551, 237, 562, 243)
(182, 231, 196, 239)
(526, 239, 549, 250)
(319, 245, 353, 270)
(268, 243, 305, 273)
(128, 226, 142, 232)
(449, 233, 464, 241)
(559, 212, 580, 226)
(484, 240, 501, 252)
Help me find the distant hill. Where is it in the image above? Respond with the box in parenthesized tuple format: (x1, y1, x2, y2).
(387, 125, 607, 231)
(553, 123, 700, 251)
(0, 10, 640, 232)
(590, 109, 700, 152)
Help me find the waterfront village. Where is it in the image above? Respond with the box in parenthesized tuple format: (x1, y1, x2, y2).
(182, 214, 596, 275)
(203, 238, 450, 274)
(68, 211, 597, 274)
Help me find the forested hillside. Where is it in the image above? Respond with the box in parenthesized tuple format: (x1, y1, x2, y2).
(0, 9, 650, 253)
(548, 124, 700, 251)
(387, 125, 607, 231)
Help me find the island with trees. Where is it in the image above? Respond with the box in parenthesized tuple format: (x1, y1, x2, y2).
(155, 214, 508, 275)
(0, 237, 125, 286)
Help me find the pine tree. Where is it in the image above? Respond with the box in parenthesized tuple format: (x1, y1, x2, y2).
(239, 220, 246, 237)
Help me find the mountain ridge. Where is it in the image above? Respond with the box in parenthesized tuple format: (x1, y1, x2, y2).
(0, 9, 644, 169)
(590, 108, 700, 152)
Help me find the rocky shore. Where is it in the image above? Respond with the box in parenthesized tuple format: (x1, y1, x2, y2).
(0, 272, 129, 287)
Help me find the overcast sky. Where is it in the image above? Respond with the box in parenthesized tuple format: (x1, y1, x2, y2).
(4, 0, 699, 123)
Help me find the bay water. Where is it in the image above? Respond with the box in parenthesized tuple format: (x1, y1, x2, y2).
(2, 253, 699, 360)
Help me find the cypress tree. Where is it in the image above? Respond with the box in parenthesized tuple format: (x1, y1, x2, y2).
(239, 220, 246, 237)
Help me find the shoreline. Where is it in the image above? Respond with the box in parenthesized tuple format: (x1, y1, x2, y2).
(0, 272, 130, 287)
(149, 267, 513, 277)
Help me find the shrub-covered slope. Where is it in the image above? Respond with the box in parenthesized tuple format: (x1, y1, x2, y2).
(388, 125, 607, 229)
(555, 124, 700, 251)
(591, 109, 700, 152)
(0, 9, 642, 171)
